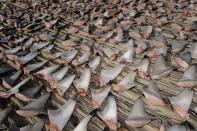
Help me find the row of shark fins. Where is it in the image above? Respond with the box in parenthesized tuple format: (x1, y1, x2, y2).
(0, 55, 196, 131)
(1, 43, 197, 90)
(1, 41, 197, 95)
(1, 33, 197, 75)
(1, 34, 197, 65)
(0, 27, 197, 129)
(0, 34, 197, 130)
(0, 91, 195, 131)
(1, 35, 197, 82)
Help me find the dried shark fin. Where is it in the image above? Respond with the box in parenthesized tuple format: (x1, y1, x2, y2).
(81, 40, 92, 49)
(23, 37, 34, 51)
(20, 121, 44, 131)
(103, 9, 110, 17)
(169, 89, 193, 119)
(15, 84, 43, 102)
(133, 57, 150, 80)
(80, 44, 91, 52)
(15, 51, 28, 56)
(111, 32, 124, 44)
(117, 47, 135, 63)
(120, 21, 131, 32)
(97, 95, 119, 130)
(9, 76, 31, 93)
(36, 33, 54, 41)
(153, 34, 166, 47)
(50, 66, 69, 81)
(56, 75, 75, 97)
(125, 98, 151, 128)
(42, 51, 62, 60)
(191, 42, 197, 59)
(73, 20, 85, 26)
(93, 44, 104, 56)
(90, 86, 111, 109)
(143, 26, 153, 39)
(42, 19, 58, 29)
(135, 41, 148, 55)
(120, 39, 134, 50)
(79, 26, 90, 37)
(34, 64, 60, 80)
(142, 82, 165, 106)
(171, 40, 185, 54)
(147, 46, 168, 59)
(88, 56, 101, 73)
(48, 97, 77, 131)
(13, 37, 28, 46)
(101, 31, 113, 42)
(112, 71, 136, 93)
(103, 47, 118, 60)
(23, 60, 48, 75)
(174, 52, 191, 71)
(177, 64, 197, 87)
(2, 69, 22, 89)
(16, 92, 50, 117)
(41, 44, 59, 60)
(151, 55, 173, 79)
(42, 44, 54, 52)
(53, 30, 63, 37)
(5, 46, 21, 55)
(0, 108, 11, 130)
(0, 76, 31, 99)
(67, 27, 79, 34)
(94, 17, 103, 27)
(72, 51, 91, 66)
(61, 50, 78, 64)
(62, 40, 78, 50)
(17, 51, 38, 65)
(30, 42, 49, 52)
(100, 64, 124, 87)
(73, 114, 92, 131)
(73, 68, 91, 96)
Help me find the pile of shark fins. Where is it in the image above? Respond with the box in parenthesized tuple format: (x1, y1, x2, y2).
(0, 0, 196, 131)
